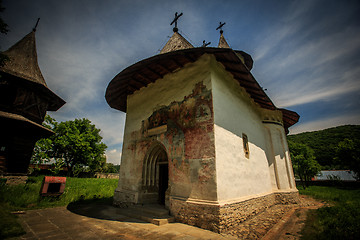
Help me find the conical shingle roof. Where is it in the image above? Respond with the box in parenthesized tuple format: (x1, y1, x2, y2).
(0, 30, 47, 87)
(160, 32, 193, 54)
(218, 33, 230, 48)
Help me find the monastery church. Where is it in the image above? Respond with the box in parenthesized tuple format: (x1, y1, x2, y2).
(105, 17, 300, 232)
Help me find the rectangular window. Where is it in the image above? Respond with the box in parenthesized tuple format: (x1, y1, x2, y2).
(242, 133, 250, 158)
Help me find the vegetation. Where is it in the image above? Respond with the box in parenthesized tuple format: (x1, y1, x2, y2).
(334, 138, 360, 179)
(287, 125, 360, 169)
(288, 141, 321, 188)
(299, 186, 360, 240)
(0, 176, 118, 239)
(0, 203, 25, 239)
(32, 115, 108, 176)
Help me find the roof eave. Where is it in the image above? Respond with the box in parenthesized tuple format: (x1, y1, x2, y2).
(105, 47, 299, 129)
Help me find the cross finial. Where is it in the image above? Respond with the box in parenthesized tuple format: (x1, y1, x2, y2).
(170, 12, 183, 32)
(202, 40, 211, 47)
(33, 18, 40, 32)
(216, 21, 226, 34)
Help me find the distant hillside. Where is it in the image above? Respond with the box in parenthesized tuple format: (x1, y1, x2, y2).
(287, 125, 360, 169)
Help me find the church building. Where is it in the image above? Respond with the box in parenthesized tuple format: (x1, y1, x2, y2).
(105, 17, 299, 232)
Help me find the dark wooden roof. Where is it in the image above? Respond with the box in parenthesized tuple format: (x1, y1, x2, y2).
(0, 110, 54, 138)
(0, 30, 65, 111)
(105, 47, 299, 129)
(1, 31, 47, 87)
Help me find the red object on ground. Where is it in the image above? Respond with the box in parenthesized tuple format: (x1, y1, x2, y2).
(41, 176, 66, 196)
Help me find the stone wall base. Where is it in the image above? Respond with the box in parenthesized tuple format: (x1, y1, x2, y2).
(1, 175, 28, 185)
(113, 188, 139, 207)
(170, 190, 299, 233)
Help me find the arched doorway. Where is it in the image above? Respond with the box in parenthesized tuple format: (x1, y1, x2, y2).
(142, 143, 168, 205)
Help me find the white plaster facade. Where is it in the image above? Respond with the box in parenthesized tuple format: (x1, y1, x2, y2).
(211, 58, 297, 204)
(113, 54, 297, 208)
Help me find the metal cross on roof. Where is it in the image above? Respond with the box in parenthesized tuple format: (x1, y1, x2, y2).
(170, 12, 183, 32)
(216, 22, 226, 34)
(202, 40, 211, 47)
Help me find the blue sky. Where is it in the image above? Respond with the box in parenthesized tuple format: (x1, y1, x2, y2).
(1, 0, 359, 164)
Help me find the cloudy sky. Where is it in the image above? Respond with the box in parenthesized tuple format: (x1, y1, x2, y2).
(1, 0, 359, 164)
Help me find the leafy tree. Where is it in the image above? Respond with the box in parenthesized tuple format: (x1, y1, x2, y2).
(287, 125, 360, 169)
(103, 163, 118, 173)
(32, 116, 107, 176)
(31, 115, 57, 164)
(288, 140, 321, 189)
(334, 138, 360, 180)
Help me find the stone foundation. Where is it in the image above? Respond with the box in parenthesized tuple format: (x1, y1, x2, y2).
(170, 190, 299, 233)
(170, 198, 221, 232)
(113, 188, 139, 207)
(1, 175, 28, 185)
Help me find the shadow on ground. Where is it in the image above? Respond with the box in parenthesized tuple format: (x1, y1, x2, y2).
(67, 197, 146, 223)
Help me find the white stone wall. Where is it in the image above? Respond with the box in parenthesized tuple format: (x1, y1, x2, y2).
(210, 58, 274, 202)
(210, 56, 297, 202)
(263, 123, 295, 190)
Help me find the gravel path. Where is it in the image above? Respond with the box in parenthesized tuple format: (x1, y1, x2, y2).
(222, 195, 325, 239)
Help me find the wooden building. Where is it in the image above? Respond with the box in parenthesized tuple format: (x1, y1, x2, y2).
(0, 28, 65, 174)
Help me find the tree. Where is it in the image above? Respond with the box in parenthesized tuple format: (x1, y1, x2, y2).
(31, 115, 57, 164)
(334, 138, 360, 180)
(288, 140, 321, 189)
(103, 163, 118, 173)
(287, 125, 360, 169)
(32, 116, 107, 176)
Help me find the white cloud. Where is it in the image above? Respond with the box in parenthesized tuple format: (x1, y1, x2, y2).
(276, 76, 360, 108)
(106, 148, 122, 165)
(253, 21, 360, 108)
(86, 109, 126, 147)
(289, 114, 360, 135)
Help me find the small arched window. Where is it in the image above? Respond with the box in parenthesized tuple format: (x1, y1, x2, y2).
(242, 133, 250, 159)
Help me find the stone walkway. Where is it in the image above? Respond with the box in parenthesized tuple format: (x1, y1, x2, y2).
(15, 196, 324, 240)
(16, 203, 236, 240)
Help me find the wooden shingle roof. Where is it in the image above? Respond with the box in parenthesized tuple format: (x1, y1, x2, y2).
(1, 31, 47, 87)
(218, 33, 230, 48)
(0, 30, 65, 111)
(105, 47, 299, 130)
(160, 32, 194, 54)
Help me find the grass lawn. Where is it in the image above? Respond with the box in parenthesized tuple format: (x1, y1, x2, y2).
(299, 185, 360, 240)
(0, 176, 118, 239)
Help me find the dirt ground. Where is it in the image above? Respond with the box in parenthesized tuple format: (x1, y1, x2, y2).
(222, 195, 325, 239)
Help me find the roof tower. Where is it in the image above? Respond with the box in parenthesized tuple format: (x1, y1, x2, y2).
(0, 21, 65, 111)
(160, 12, 194, 54)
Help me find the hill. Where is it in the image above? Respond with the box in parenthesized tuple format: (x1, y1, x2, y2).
(287, 125, 360, 169)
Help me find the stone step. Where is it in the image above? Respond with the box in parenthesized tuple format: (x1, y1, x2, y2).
(133, 204, 170, 216)
(121, 204, 175, 226)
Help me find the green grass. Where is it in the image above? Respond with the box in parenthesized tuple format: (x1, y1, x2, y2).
(0, 202, 26, 239)
(299, 186, 360, 240)
(0, 176, 118, 239)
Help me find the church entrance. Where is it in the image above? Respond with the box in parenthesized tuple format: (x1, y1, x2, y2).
(158, 163, 168, 205)
(142, 143, 168, 205)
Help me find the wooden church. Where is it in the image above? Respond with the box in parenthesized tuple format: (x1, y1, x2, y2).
(105, 16, 299, 233)
(0, 23, 65, 175)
